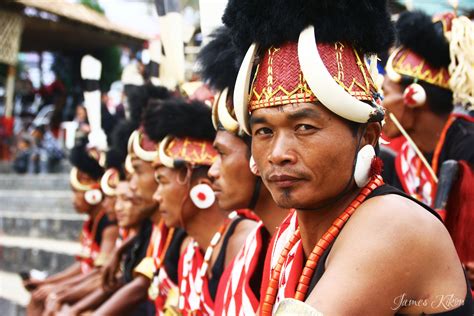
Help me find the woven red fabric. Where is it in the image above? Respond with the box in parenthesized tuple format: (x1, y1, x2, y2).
(445, 160, 474, 264)
(249, 41, 376, 111)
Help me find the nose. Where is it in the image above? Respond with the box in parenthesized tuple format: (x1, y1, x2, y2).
(207, 157, 221, 181)
(268, 133, 296, 166)
(129, 174, 138, 191)
(152, 189, 162, 204)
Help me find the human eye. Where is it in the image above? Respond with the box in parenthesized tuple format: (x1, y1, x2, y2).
(295, 124, 318, 134)
(254, 127, 273, 137)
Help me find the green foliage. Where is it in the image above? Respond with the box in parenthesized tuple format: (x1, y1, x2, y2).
(80, 0, 105, 14)
(95, 46, 122, 92)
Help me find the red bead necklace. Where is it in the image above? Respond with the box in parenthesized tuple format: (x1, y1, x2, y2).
(261, 176, 384, 315)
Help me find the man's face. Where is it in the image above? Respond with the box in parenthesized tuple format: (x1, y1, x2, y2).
(72, 170, 97, 214)
(381, 76, 405, 139)
(129, 158, 159, 219)
(208, 131, 256, 211)
(153, 166, 192, 228)
(250, 103, 358, 210)
(115, 181, 144, 228)
(102, 196, 117, 221)
(73, 190, 90, 214)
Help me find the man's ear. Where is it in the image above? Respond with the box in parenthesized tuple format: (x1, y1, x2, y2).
(363, 122, 382, 148)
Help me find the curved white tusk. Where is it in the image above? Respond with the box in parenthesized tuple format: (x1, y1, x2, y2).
(385, 48, 403, 83)
(125, 154, 135, 174)
(70, 167, 93, 191)
(101, 169, 118, 196)
(217, 88, 240, 133)
(233, 43, 258, 135)
(127, 130, 138, 154)
(158, 136, 176, 168)
(98, 151, 107, 168)
(298, 26, 379, 123)
(132, 131, 158, 162)
(211, 92, 220, 130)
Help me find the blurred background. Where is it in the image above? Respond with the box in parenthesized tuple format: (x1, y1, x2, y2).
(0, 0, 473, 315)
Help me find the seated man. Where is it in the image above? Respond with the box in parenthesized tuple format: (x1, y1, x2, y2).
(25, 139, 118, 316)
(222, 0, 472, 314)
(144, 98, 258, 315)
(382, 11, 474, 288)
(197, 26, 288, 315)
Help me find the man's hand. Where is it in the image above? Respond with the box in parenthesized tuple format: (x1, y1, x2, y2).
(101, 252, 121, 292)
(31, 283, 55, 301)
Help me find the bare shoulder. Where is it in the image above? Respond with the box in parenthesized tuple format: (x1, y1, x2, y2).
(225, 218, 259, 266)
(307, 193, 466, 315)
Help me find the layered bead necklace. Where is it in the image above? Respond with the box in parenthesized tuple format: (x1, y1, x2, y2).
(178, 211, 238, 312)
(261, 176, 384, 315)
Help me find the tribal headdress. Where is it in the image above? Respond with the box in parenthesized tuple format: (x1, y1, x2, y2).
(223, 0, 395, 134)
(143, 98, 217, 168)
(386, 10, 474, 109)
(70, 137, 105, 192)
(126, 84, 173, 164)
(197, 26, 245, 136)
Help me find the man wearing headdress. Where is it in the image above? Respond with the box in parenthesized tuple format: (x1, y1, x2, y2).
(382, 10, 474, 290)
(26, 138, 118, 316)
(143, 98, 258, 315)
(222, 0, 472, 314)
(197, 26, 289, 315)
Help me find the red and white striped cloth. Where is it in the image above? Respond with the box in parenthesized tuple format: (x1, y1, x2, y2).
(259, 210, 299, 314)
(178, 241, 215, 315)
(395, 141, 434, 206)
(214, 222, 268, 315)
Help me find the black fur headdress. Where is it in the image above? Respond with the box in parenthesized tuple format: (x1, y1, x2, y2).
(197, 27, 242, 92)
(105, 119, 135, 179)
(127, 84, 172, 128)
(396, 10, 450, 69)
(70, 137, 104, 180)
(143, 98, 215, 142)
(222, 0, 395, 55)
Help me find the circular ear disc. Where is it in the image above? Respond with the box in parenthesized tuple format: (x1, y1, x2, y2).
(403, 83, 426, 107)
(189, 183, 215, 209)
(354, 144, 376, 188)
(84, 189, 103, 205)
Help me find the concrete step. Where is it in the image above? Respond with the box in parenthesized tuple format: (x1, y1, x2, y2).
(0, 298, 25, 316)
(0, 271, 29, 316)
(0, 211, 85, 241)
(0, 236, 79, 275)
(0, 174, 70, 191)
(0, 190, 75, 213)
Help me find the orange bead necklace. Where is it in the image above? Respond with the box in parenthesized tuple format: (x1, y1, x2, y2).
(261, 176, 384, 315)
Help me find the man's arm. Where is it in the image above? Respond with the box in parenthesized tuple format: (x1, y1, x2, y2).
(55, 272, 102, 306)
(102, 235, 137, 290)
(92, 275, 150, 316)
(304, 195, 466, 315)
(59, 285, 120, 316)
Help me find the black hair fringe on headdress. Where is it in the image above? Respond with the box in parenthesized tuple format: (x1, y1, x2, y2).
(143, 98, 216, 142)
(222, 0, 395, 55)
(197, 27, 242, 91)
(396, 10, 450, 69)
(127, 84, 172, 127)
(70, 137, 104, 180)
(108, 119, 135, 179)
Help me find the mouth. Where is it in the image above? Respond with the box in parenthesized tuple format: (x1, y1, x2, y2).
(267, 174, 303, 189)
